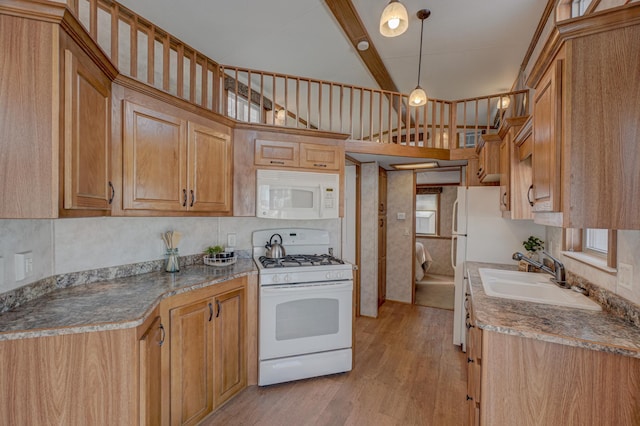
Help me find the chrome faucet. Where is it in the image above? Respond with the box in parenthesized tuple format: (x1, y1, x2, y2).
(512, 251, 569, 289)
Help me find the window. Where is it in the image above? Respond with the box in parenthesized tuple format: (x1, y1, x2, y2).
(416, 188, 441, 235)
(563, 228, 617, 271)
(584, 228, 608, 256)
(227, 91, 261, 123)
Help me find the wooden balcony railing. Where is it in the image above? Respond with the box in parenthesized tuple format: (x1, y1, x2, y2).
(64, 0, 529, 150)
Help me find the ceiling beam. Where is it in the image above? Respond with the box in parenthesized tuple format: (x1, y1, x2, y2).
(324, 0, 414, 128)
(324, 0, 399, 92)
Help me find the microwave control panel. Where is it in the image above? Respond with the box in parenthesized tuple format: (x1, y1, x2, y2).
(323, 187, 336, 209)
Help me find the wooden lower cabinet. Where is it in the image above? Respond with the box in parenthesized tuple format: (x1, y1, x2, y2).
(466, 315, 640, 425)
(214, 288, 246, 407)
(139, 314, 164, 426)
(165, 278, 247, 426)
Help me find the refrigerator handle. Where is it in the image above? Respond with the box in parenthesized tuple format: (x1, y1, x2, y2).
(451, 199, 459, 234)
(451, 235, 458, 269)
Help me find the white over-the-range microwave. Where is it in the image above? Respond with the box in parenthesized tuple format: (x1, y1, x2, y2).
(256, 169, 339, 219)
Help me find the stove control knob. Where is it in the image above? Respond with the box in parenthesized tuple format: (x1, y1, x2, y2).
(283, 274, 291, 282)
(272, 274, 280, 283)
(336, 271, 343, 279)
(326, 272, 333, 280)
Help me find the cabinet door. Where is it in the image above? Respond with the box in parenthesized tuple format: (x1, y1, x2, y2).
(63, 48, 112, 211)
(214, 288, 246, 407)
(139, 316, 163, 426)
(499, 139, 510, 211)
(254, 140, 299, 167)
(299, 143, 342, 171)
(187, 122, 232, 213)
(532, 58, 562, 212)
(170, 298, 214, 426)
(377, 216, 386, 307)
(123, 101, 187, 211)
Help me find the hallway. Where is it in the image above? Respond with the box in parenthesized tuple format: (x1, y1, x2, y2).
(203, 302, 468, 425)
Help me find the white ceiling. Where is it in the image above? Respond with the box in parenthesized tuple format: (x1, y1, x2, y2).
(116, 0, 547, 170)
(117, 0, 546, 100)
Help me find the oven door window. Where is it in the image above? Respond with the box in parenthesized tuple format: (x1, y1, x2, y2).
(276, 298, 339, 340)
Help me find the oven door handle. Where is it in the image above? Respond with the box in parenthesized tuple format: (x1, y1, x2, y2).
(261, 281, 353, 292)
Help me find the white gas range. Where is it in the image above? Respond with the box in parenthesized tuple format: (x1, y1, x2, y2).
(252, 228, 354, 386)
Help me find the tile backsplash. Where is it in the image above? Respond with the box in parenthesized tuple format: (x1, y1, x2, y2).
(0, 216, 341, 294)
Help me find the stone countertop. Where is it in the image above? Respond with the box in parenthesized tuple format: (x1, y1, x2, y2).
(467, 261, 640, 358)
(0, 259, 257, 341)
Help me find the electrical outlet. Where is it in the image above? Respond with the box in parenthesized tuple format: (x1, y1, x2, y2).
(227, 233, 237, 247)
(618, 263, 633, 291)
(14, 251, 33, 282)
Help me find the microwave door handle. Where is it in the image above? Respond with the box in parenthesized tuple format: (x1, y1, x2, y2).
(318, 185, 324, 219)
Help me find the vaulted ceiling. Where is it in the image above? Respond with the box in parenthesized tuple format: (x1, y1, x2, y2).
(116, 0, 548, 101)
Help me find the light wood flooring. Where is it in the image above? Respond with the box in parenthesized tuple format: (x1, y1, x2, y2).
(202, 302, 468, 426)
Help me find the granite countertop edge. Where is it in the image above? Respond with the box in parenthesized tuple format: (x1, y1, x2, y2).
(0, 260, 258, 341)
(466, 261, 640, 359)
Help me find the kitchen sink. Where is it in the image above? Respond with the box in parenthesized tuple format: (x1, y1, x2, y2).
(478, 268, 602, 311)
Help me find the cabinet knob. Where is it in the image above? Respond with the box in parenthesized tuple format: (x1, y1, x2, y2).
(467, 357, 474, 363)
(466, 395, 473, 401)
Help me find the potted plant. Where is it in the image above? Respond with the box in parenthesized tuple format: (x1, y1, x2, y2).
(204, 245, 225, 258)
(523, 236, 544, 260)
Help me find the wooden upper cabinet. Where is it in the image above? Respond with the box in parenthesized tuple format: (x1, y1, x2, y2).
(122, 100, 233, 214)
(476, 135, 501, 183)
(63, 47, 112, 212)
(254, 140, 299, 167)
(188, 123, 232, 213)
(531, 52, 563, 214)
(498, 139, 510, 212)
(123, 101, 188, 211)
(254, 139, 343, 172)
(299, 143, 342, 170)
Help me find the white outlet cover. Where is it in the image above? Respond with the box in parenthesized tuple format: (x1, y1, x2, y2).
(14, 253, 26, 281)
(227, 233, 237, 248)
(618, 262, 633, 291)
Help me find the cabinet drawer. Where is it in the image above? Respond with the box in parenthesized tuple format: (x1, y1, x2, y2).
(254, 140, 299, 167)
(299, 143, 341, 170)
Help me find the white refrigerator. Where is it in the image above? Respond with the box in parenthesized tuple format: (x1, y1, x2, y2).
(451, 186, 545, 350)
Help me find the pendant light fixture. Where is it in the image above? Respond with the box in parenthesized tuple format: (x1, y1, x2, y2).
(409, 9, 431, 107)
(379, 0, 409, 37)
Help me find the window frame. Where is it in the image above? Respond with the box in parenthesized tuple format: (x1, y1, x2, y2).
(563, 228, 617, 270)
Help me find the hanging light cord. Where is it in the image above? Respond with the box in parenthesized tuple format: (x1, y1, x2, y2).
(416, 16, 425, 86)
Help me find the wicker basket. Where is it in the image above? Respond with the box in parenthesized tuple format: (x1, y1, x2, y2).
(203, 255, 237, 267)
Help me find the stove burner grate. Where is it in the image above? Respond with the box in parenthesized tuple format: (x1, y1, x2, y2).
(258, 254, 345, 268)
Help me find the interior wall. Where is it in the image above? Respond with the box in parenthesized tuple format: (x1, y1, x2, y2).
(359, 163, 379, 317)
(0, 220, 54, 293)
(385, 171, 413, 303)
(417, 186, 458, 277)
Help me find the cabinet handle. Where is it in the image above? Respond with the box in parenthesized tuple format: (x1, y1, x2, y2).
(216, 300, 221, 318)
(182, 189, 187, 207)
(190, 190, 195, 207)
(467, 357, 475, 364)
(108, 181, 115, 205)
(208, 303, 213, 322)
(270, 160, 285, 165)
(502, 191, 507, 206)
(313, 163, 327, 168)
(158, 323, 165, 346)
(527, 184, 534, 207)
(466, 395, 473, 401)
